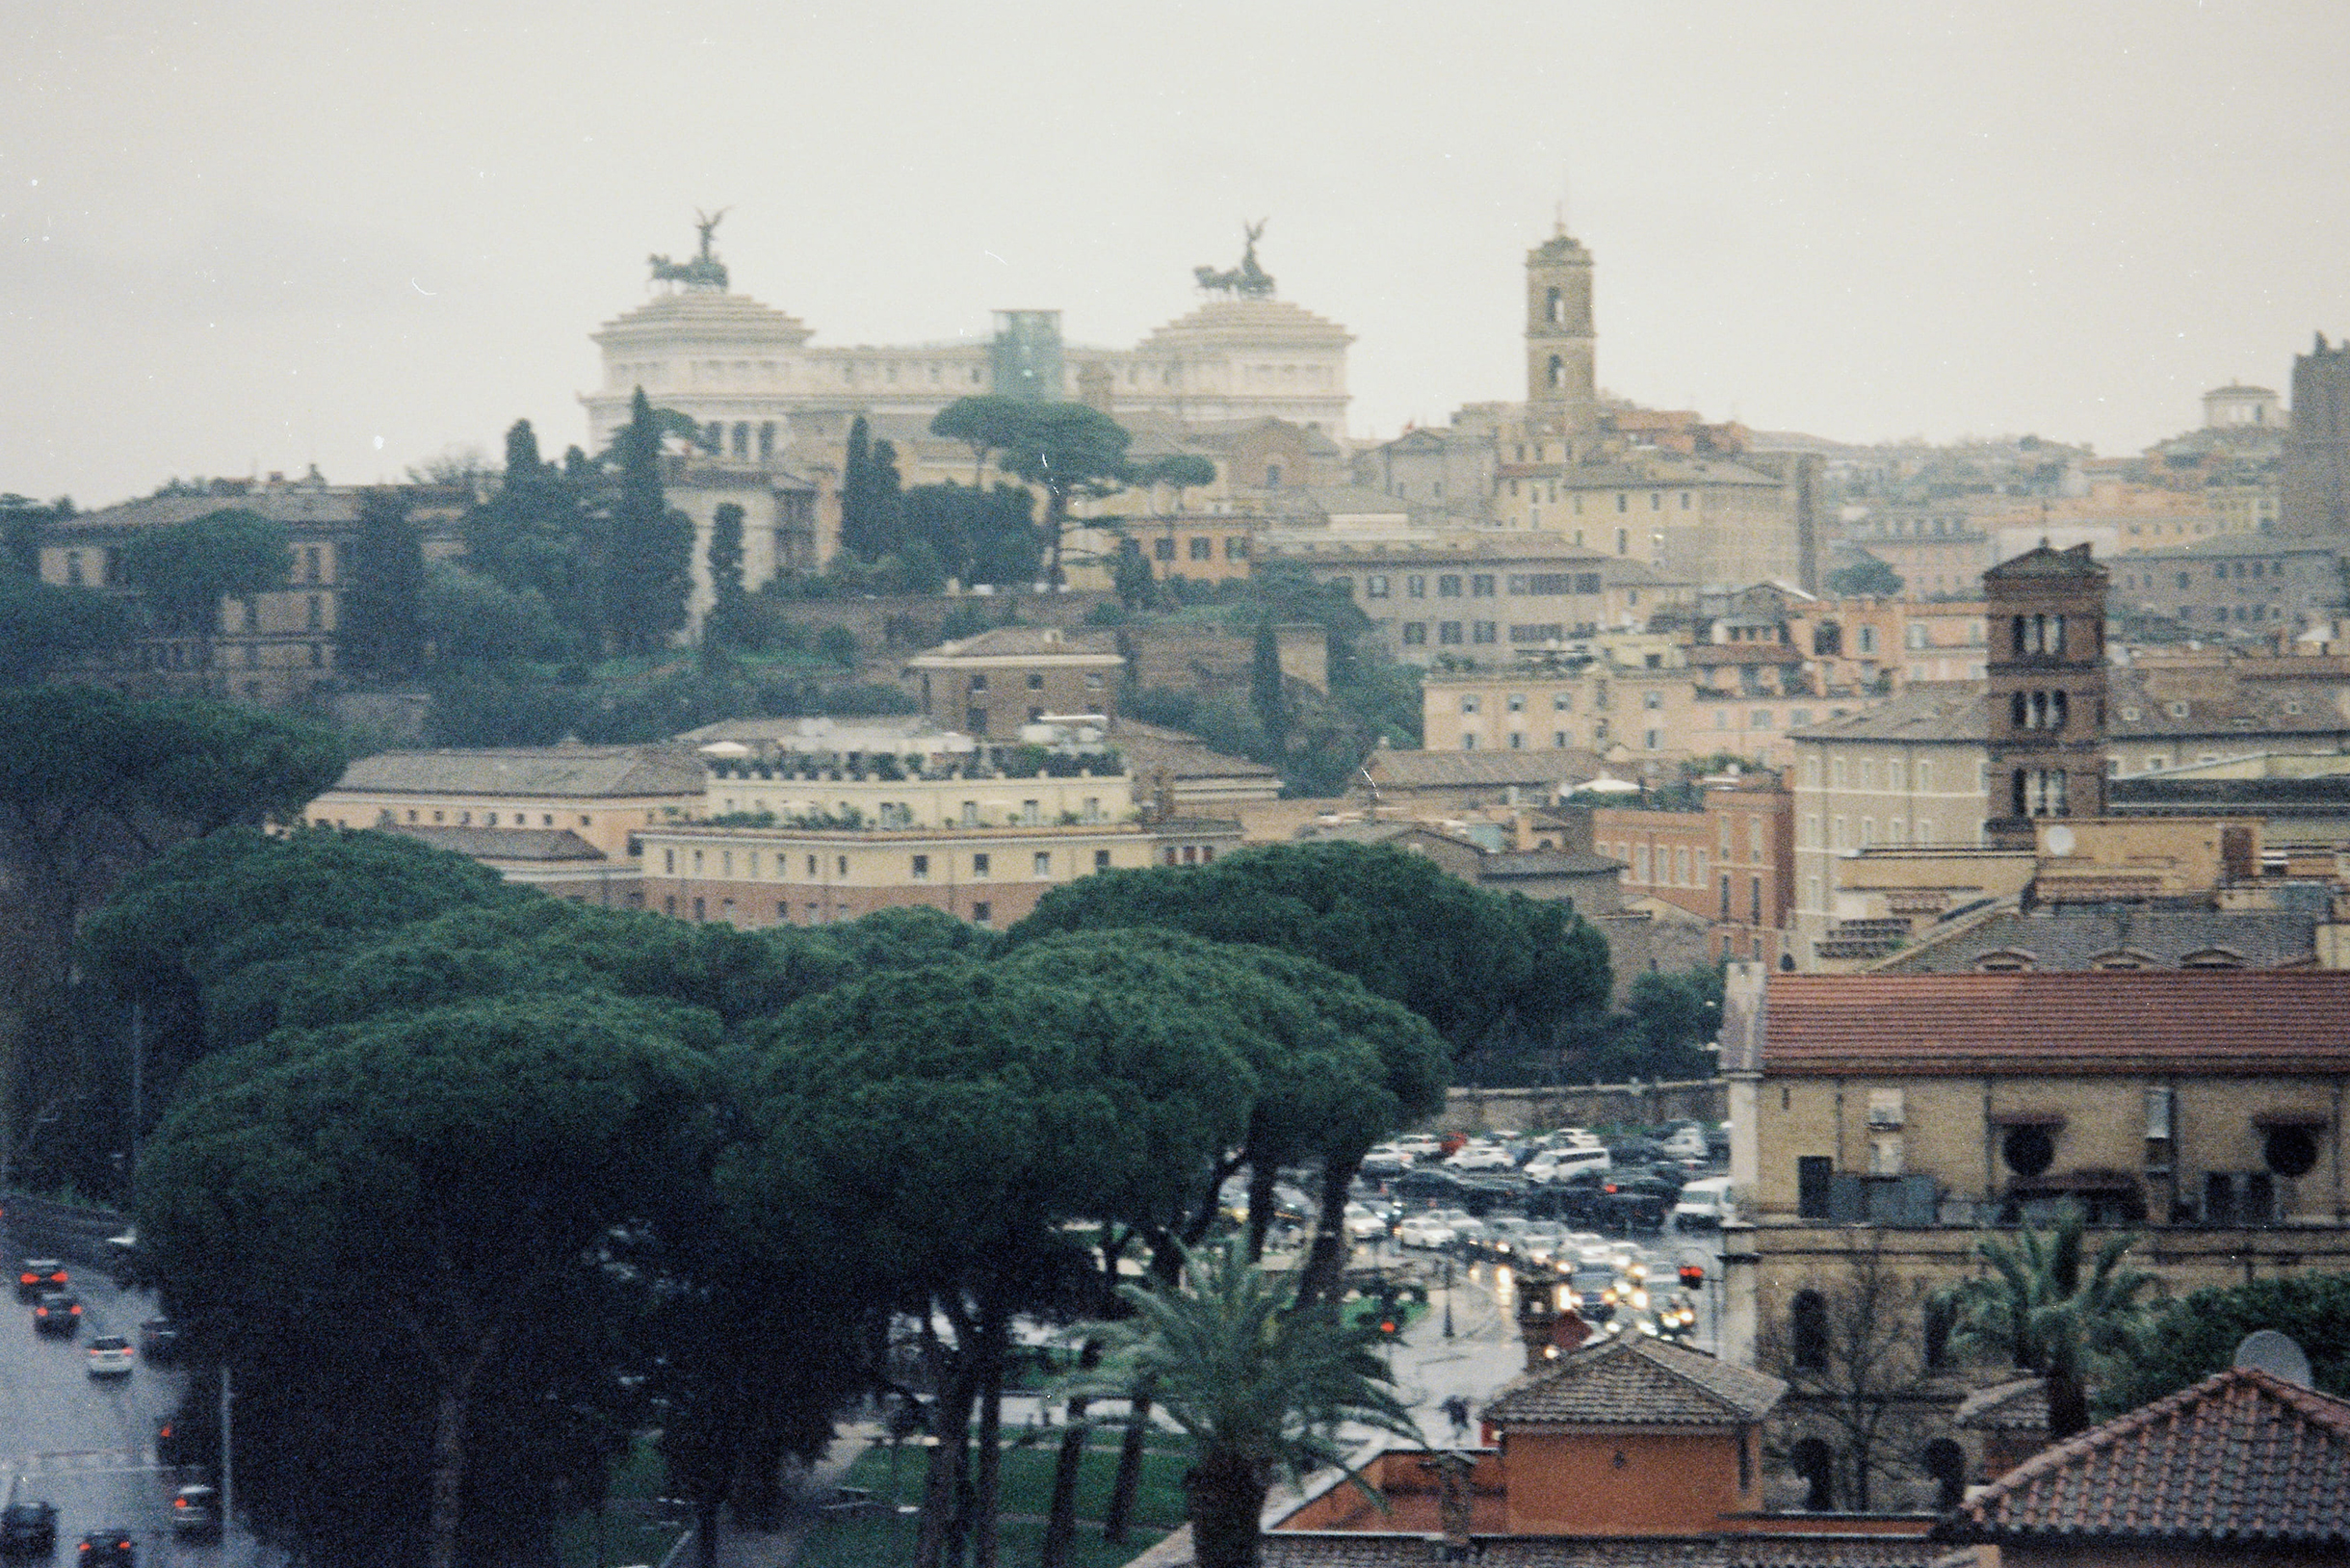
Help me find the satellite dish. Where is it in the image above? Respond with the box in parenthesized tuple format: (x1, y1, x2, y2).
(2046, 824, 2075, 857)
(2233, 1329, 2312, 1387)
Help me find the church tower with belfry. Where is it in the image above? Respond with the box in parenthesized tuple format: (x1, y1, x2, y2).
(1525, 225, 1598, 438)
(1982, 541, 2110, 849)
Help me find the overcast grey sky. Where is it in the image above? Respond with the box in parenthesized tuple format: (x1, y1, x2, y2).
(8, 2, 2347, 508)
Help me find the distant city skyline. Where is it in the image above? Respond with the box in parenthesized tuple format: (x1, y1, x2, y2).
(7, 2, 2349, 506)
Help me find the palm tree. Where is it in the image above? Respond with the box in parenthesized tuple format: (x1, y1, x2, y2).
(1057, 1240, 1423, 1568)
(1938, 1204, 2155, 1438)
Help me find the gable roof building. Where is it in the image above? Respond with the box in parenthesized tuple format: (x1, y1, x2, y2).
(1936, 1365, 2350, 1560)
(1480, 1333, 1787, 1429)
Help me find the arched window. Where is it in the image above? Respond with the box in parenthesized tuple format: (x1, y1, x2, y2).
(1922, 1439, 1967, 1510)
(2050, 690, 2068, 730)
(1546, 286, 1563, 325)
(1789, 1437, 1835, 1511)
(2179, 947, 2245, 970)
(1548, 354, 1566, 389)
(2011, 615, 2027, 655)
(1923, 1296, 1953, 1369)
(2028, 692, 2048, 729)
(1973, 950, 2037, 973)
(2009, 692, 2027, 729)
(1791, 1291, 1829, 1371)
(2002, 1124, 2056, 1178)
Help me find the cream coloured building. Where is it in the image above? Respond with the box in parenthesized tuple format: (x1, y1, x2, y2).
(579, 225, 1352, 459)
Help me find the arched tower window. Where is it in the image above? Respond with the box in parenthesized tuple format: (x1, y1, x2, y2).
(2050, 690, 2068, 730)
(1922, 1439, 1967, 1509)
(2009, 692, 2027, 730)
(2011, 615, 2027, 655)
(1791, 1291, 1829, 1371)
(1547, 354, 1565, 390)
(1789, 1438, 1835, 1511)
(1546, 286, 1563, 325)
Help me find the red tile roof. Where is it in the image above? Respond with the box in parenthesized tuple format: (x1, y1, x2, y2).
(1761, 972, 2350, 1076)
(1939, 1367, 2350, 1546)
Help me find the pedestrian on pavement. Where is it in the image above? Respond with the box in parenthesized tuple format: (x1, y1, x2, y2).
(1441, 1394, 1472, 1441)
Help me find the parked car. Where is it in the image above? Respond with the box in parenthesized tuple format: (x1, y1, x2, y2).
(1342, 1203, 1389, 1241)
(1360, 1146, 1411, 1177)
(76, 1531, 135, 1565)
(1444, 1141, 1515, 1172)
(1392, 1134, 1442, 1160)
(170, 1486, 220, 1538)
(86, 1335, 134, 1377)
(32, 1292, 81, 1337)
(0, 1502, 56, 1556)
(13, 1260, 65, 1303)
(1658, 1125, 1710, 1162)
(1527, 1146, 1612, 1185)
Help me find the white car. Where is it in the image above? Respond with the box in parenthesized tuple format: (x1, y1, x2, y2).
(1526, 1146, 1612, 1185)
(1393, 1134, 1443, 1160)
(1343, 1202, 1389, 1241)
(1445, 1142, 1515, 1171)
(1659, 1126, 1710, 1162)
(1396, 1216, 1455, 1248)
(85, 1335, 134, 1376)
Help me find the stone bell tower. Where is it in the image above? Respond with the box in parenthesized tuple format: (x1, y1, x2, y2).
(1983, 541, 2110, 849)
(1526, 226, 1598, 438)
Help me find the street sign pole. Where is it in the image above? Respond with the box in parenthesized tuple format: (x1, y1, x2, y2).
(221, 1364, 233, 1555)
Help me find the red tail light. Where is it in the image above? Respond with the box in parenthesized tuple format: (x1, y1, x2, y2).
(67, 1305, 79, 1315)
(17, 1274, 33, 1285)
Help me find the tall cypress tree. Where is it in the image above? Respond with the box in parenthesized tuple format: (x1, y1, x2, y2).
(705, 502, 746, 648)
(1251, 618, 1291, 762)
(869, 438, 905, 559)
(603, 388, 693, 656)
(840, 415, 876, 560)
(342, 488, 426, 678)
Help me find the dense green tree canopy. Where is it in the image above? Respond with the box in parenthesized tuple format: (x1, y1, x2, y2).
(0, 575, 136, 685)
(118, 507, 294, 635)
(1013, 840, 1611, 1058)
(339, 487, 428, 678)
(139, 992, 722, 1568)
(2106, 1272, 2350, 1410)
(1825, 556, 1905, 598)
(603, 388, 695, 654)
(80, 827, 523, 1063)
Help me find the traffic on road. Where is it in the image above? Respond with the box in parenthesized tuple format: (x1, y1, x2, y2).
(0, 1247, 218, 1568)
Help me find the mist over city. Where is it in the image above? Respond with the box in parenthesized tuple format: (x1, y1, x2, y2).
(3, 7, 2348, 1568)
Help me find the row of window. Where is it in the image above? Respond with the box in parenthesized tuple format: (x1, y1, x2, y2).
(1802, 755, 1945, 792)
(1803, 814, 1945, 850)
(965, 671, 1108, 693)
(662, 845, 1115, 880)
(1150, 536, 1249, 562)
(1402, 621, 1498, 645)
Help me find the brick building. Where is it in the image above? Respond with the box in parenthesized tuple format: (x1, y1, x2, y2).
(1592, 774, 1794, 966)
(901, 627, 1124, 737)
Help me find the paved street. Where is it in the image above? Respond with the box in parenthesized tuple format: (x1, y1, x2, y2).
(0, 1260, 216, 1567)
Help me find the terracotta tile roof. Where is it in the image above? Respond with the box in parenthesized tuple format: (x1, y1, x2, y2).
(1761, 972, 2350, 1075)
(1260, 1534, 1940, 1567)
(1788, 684, 1986, 745)
(1480, 1333, 1785, 1427)
(383, 825, 607, 862)
(1939, 1367, 2350, 1546)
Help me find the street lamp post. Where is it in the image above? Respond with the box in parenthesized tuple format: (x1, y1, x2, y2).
(1442, 1260, 1454, 1339)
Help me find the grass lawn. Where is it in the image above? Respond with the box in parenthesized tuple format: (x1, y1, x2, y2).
(555, 1435, 687, 1568)
(798, 1432, 1190, 1568)
(794, 1508, 1167, 1568)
